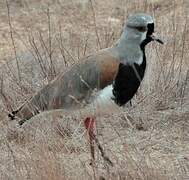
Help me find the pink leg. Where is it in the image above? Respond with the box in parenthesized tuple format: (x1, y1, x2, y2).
(84, 117, 113, 167)
(84, 117, 96, 163)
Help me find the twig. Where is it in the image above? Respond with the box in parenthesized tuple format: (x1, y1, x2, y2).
(5, 0, 21, 82)
(89, 0, 101, 49)
(46, 6, 56, 78)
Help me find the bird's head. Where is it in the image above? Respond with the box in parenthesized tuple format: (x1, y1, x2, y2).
(124, 13, 163, 48)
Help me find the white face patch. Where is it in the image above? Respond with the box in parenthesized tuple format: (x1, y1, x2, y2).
(141, 31, 147, 43)
(135, 56, 143, 65)
(147, 19, 154, 24)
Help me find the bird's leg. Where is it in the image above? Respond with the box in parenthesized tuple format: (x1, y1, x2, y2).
(84, 117, 96, 165)
(93, 136, 113, 167)
(84, 117, 113, 167)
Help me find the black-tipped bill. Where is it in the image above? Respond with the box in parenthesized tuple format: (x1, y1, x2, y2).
(151, 34, 164, 44)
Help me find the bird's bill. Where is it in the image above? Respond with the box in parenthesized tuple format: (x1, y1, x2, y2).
(150, 33, 164, 44)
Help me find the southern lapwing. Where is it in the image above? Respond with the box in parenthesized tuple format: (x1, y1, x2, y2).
(8, 13, 163, 165)
(8, 13, 163, 125)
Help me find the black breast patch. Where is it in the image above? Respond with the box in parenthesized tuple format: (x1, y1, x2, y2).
(112, 59, 146, 106)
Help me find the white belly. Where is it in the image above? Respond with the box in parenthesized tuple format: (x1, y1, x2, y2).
(86, 85, 120, 117)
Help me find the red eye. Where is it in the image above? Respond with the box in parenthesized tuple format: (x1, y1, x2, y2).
(136, 26, 147, 32)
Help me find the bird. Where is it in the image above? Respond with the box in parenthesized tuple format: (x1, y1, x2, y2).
(8, 13, 163, 165)
(8, 13, 163, 125)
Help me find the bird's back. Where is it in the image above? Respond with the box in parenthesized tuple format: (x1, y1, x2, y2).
(48, 48, 120, 109)
(14, 48, 120, 120)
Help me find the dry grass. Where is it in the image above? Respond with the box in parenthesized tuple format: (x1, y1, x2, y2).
(0, 0, 189, 179)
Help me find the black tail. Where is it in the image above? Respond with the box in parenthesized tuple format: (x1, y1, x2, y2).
(8, 110, 28, 126)
(8, 110, 19, 120)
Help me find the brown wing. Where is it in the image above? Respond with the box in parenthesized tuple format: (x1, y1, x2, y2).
(12, 49, 120, 121)
(97, 53, 119, 89)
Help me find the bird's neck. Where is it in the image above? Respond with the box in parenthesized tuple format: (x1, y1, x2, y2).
(111, 31, 145, 66)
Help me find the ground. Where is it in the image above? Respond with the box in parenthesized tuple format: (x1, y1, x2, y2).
(0, 0, 189, 179)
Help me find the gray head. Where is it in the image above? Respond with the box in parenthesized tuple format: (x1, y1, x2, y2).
(124, 13, 163, 47)
(127, 13, 153, 27)
(111, 13, 163, 65)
